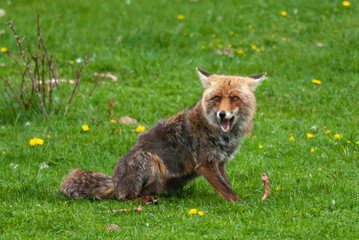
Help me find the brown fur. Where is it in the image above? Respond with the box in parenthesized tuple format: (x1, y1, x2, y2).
(60, 68, 265, 202)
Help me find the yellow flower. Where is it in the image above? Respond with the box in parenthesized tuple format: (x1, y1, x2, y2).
(311, 148, 315, 152)
(136, 125, 145, 133)
(69, 60, 75, 65)
(248, 24, 253, 29)
(312, 79, 322, 85)
(198, 211, 204, 216)
(342, 1, 351, 7)
(82, 125, 89, 132)
(289, 136, 294, 142)
(259, 145, 263, 149)
(188, 208, 197, 215)
(201, 45, 206, 50)
(325, 130, 331, 134)
(307, 133, 314, 139)
(212, 34, 216, 38)
(116, 129, 121, 134)
(251, 44, 257, 50)
(228, 43, 232, 48)
(29, 138, 44, 146)
(271, 34, 275, 39)
(183, 31, 188, 36)
(354, 151, 357, 154)
(356, 141, 359, 145)
(111, 119, 116, 123)
(1, 47, 8, 53)
(281, 11, 287, 17)
(229, 31, 234, 35)
(234, 33, 240, 38)
(347, 141, 351, 143)
(275, 186, 280, 191)
(252, 135, 257, 139)
(177, 14, 184, 20)
(2, 151, 6, 155)
(236, 49, 244, 55)
(334, 134, 341, 139)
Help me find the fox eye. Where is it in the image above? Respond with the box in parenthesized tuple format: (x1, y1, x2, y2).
(231, 96, 239, 102)
(213, 96, 221, 102)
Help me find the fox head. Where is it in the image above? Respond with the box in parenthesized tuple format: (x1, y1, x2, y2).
(196, 68, 266, 134)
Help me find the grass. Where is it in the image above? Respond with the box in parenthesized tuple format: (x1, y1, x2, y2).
(1, 0, 359, 238)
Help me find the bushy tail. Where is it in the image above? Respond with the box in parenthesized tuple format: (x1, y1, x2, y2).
(60, 168, 114, 200)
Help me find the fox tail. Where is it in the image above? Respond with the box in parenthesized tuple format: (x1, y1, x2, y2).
(60, 168, 114, 200)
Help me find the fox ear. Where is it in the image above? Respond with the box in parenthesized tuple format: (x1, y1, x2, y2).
(196, 67, 212, 88)
(248, 72, 266, 91)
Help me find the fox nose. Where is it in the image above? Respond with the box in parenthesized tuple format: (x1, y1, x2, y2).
(218, 111, 226, 119)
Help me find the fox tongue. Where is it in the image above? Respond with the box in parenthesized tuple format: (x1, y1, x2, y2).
(221, 119, 230, 133)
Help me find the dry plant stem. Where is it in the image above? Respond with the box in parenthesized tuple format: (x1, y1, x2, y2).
(8, 20, 48, 119)
(89, 69, 112, 97)
(108, 206, 142, 213)
(261, 173, 270, 200)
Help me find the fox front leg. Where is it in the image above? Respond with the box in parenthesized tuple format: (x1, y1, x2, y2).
(195, 161, 241, 202)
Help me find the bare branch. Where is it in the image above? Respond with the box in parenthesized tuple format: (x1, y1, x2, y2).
(7, 20, 48, 119)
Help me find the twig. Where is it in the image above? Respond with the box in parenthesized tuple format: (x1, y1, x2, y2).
(89, 68, 112, 97)
(261, 173, 270, 200)
(7, 20, 48, 119)
(63, 56, 92, 115)
(108, 206, 142, 213)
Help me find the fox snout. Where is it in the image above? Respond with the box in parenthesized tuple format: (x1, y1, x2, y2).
(217, 111, 232, 120)
(217, 111, 235, 133)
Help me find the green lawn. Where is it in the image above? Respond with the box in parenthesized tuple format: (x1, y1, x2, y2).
(1, 0, 359, 239)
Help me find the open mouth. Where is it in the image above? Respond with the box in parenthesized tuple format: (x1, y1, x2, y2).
(220, 117, 234, 133)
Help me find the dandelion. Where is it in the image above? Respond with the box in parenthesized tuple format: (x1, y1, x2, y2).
(312, 79, 322, 85)
(1, 47, 7, 53)
(356, 141, 359, 145)
(259, 145, 263, 149)
(136, 125, 145, 133)
(354, 151, 357, 154)
(275, 186, 280, 191)
(111, 119, 116, 123)
(188, 208, 197, 215)
(198, 211, 204, 216)
(311, 148, 315, 152)
(116, 129, 121, 134)
(228, 43, 232, 48)
(251, 44, 257, 50)
(47, 134, 51, 139)
(271, 34, 275, 39)
(252, 135, 256, 139)
(334, 134, 341, 139)
(325, 130, 331, 134)
(342, 1, 351, 7)
(183, 31, 188, 36)
(347, 141, 351, 143)
(248, 24, 253, 29)
(82, 125, 90, 132)
(69, 60, 75, 65)
(212, 34, 216, 38)
(289, 133, 294, 142)
(29, 138, 44, 146)
(229, 31, 234, 35)
(307, 133, 314, 139)
(234, 33, 240, 38)
(201, 45, 206, 50)
(281, 11, 287, 17)
(177, 14, 184, 20)
(2, 151, 6, 155)
(236, 49, 244, 55)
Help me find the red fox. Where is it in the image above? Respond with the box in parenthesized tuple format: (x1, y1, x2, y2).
(60, 68, 266, 203)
